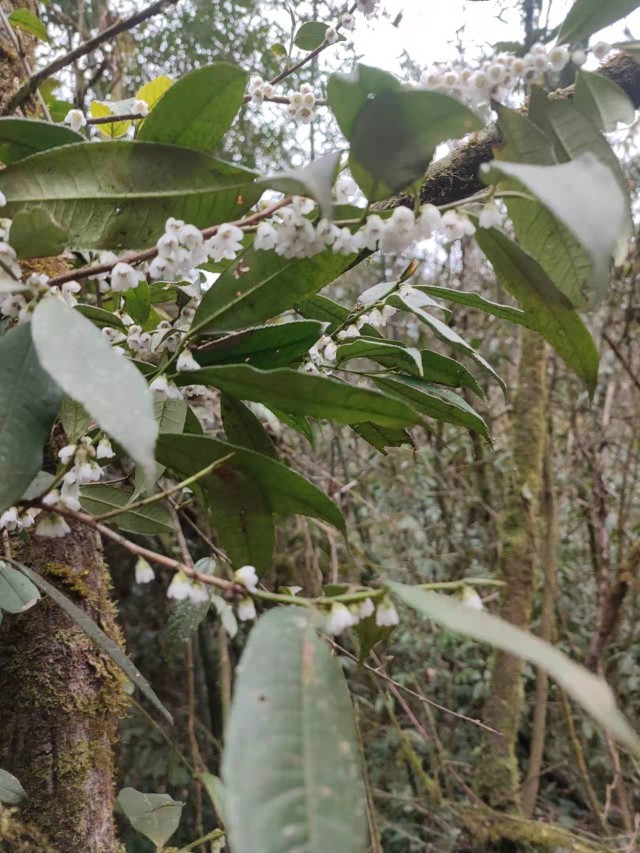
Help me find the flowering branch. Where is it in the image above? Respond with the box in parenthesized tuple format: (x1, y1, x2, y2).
(3, 0, 184, 115)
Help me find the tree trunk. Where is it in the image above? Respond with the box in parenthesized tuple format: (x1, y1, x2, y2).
(474, 329, 548, 810)
(0, 7, 126, 850)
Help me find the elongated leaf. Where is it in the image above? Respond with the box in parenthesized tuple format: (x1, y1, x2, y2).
(123, 281, 151, 325)
(8, 8, 48, 41)
(353, 423, 413, 453)
(80, 484, 174, 535)
(174, 364, 421, 429)
(475, 227, 599, 394)
(193, 247, 354, 334)
(420, 284, 531, 327)
(196, 321, 324, 369)
(32, 299, 158, 473)
(155, 433, 345, 532)
(328, 64, 402, 140)
(0, 561, 40, 614)
(0, 769, 26, 805)
(336, 337, 423, 376)
(139, 63, 247, 153)
(375, 376, 490, 438)
(483, 154, 625, 300)
(11, 559, 172, 724)
(263, 153, 341, 219)
(200, 772, 227, 824)
(389, 582, 640, 753)
(75, 304, 126, 330)
(164, 557, 215, 667)
(221, 395, 278, 458)
(349, 90, 483, 200)
(420, 350, 485, 398)
(0, 141, 259, 253)
(297, 293, 349, 331)
(558, 0, 640, 43)
(222, 608, 367, 853)
(574, 69, 635, 133)
(59, 395, 91, 442)
(0, 323, 61, 513)
(0, 117, 83, 165)
(117, 787, 183, 847)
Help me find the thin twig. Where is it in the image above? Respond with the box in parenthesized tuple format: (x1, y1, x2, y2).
(603, 332, 640, 396)
(3, 0, 183, 115)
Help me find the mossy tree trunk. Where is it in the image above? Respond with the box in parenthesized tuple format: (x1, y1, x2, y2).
(474, 329, 548, 811)
(0, 7, 126, 851)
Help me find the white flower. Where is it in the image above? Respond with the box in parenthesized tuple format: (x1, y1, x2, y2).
(234, 564, 259, 592)
(460, 586, 484, 611)
(417, 204, 442, 239)
(255, 221, 278, 251)
(381, 305, 397, 323)
(357, 214, 385, 250)
(132, 98, 149, 117)
(0, 191, 5, 207)
(135, 556, 155, 584)
(376, 597, 400, 627)
(572, 49, 587, 67)
(592, 41, 611, 61)
(337, 324, 360, 340)
(64, 109, 86, 132)
(178, 223, 204, 251)
(479, 202, 505, 230)
(58, 444, 77, 465)
(165, 217, 185, 234)
(60, 477, 81, 511)
(76, 461, 102, 484)
(356, 0, 379, 16)
(110, 262, 145, 292)
(42, 489, 60, 507)
(61, 280, 81, 307)
(207, 223, 244, 262)
(35, 514, 71, 538)
(341, 12, 355, 30)
(359, 597, 375, 619)
(148, 256, 173, 281)
(332, 227, 355, 254)
(19, 509, 38, 529)
(323, 340, 338, 363)
(441, 210, 475, 242)
(176, 351, 200, 372)
(325, 26, 339, 44)
(316, 218, 339, 246)
(156, 232, 179, 258)
(94, 437, 114, 460)
(367, 308, 385, 327)
(0, 506, 19, 531)
(297, 107, 315, 124)
(334, 174, 357, 204)
(548, 46, 570, 72)
(237, 597, 257, 621)
(189, 582, 210, 604)
(325, 602, 355, 636)
(167, 570, 192, 600)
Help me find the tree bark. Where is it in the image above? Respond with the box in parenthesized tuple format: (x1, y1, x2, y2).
(473, 330, 548, 810)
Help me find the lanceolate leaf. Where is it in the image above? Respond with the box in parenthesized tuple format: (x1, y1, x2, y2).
(174, 364, 421, 429)
(221, 395, 278, 458)
(389, 582, 640, 753)
(574, 69, 635, 133)
(0, 769, 26, 805)
(375, 376, 490, 439)
(156, 433, 345, 532)
(336, 337, 423, 377)
(32, 299, 158, 474)
(0, 117, 83, 165)
(192, 248, 355, 334)
(80, 484, 174, 535)
(222, 608, 368, 853)
(349, 89, 484, 200)
(138, 63, 248, 153)
(420, 285, 532, 328)
(8, 8, 48, 41)
(0, 142, 259, 253)
(11, 560, 172, 724)
(196, 321, 325, 369)
(353, 423, 413, 454)
(0, 323, 61, 513)
(474, 226, 599, 394)
(558, 0, 640, 44)
(0, 561, 40, 614)
(117, 788, 183, 847)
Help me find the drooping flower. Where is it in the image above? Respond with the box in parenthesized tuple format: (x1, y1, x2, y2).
(234, 565, 259, 592)
(460, 586, 484, 611)
(96, 437, 115, 459)
(35, 514, 71, 538)
(375, 597, 400, 627)
(237, 597, 257, 622)
(64, 109, 86, 132)
(167, 570, 193, 600)
(132, 98, 149, 117)
(110, 262, 145, 293)
(359, 597, 375, 619)
(479, 202, 505, 230)
(325, 602, 355, 636)
(135, 557, 155, 584)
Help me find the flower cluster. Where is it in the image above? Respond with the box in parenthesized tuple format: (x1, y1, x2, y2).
(420, 41, 614, 109)
(167, 570, 210, 603)
(248, 76, 275, 103)
(324, 595, 399, 636)
(287, 84, 318, 124)
(0, 505, 38, 533)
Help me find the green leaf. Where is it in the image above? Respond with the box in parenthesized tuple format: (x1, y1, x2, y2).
(558, 0, 640, 44)
(0, 561, 40, 614)
(375, 376, 490, 438)
(59, 395, 91, 442)
(193, 247, 354, 334)
(11, 559, 172, 724)
(32, 299, 158, 474)
(80, 484, 174, 535)
(574, 69, 635, 133)
(294, 20, 343, 50)
(388, 581, 640, 753)
(0, 768, 26, 805)
(262, 153, 341, 219)
(353, 423, 413, 454)
(21, 470, 54, 500)
(222, 608, 368, 853)
(155, 433, 345, 532)
(221, 395, 278, 458)
(336, 337, 423, 376)
(117, 787, 183, 847)
(296, 293, 348, 330)
(420, 349, 485, 398)
(200, 772, 227, 824)
(90, 100, 131, 140)
(269, 407, 314, 443)
(135, 75, 174, 114)
(8, 8, 48, 41)
(123, 281, 151, 325)
(271, 42, 287, 58)
(154, 397, 188, 434)
(483, 154, 626, 302)
(174, 364, 421, 429)
(138, 63, 247, 153)
(328, 64, 401, 139)
(0, 323, 61, 513)
(0, 141, 259, 253)
(353, 613, 395, 662)
(9, 206, 68, 258)
(0, 117, 82, 165)
(474, 226, 599, 394)
(419, 285, 531, 328)
(206, 467, 275, 573)
(349, 90, 483, 201)
(75, 304, 126, 330)
(196, 321, 324, 369)
(164, 557, 215, 667)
